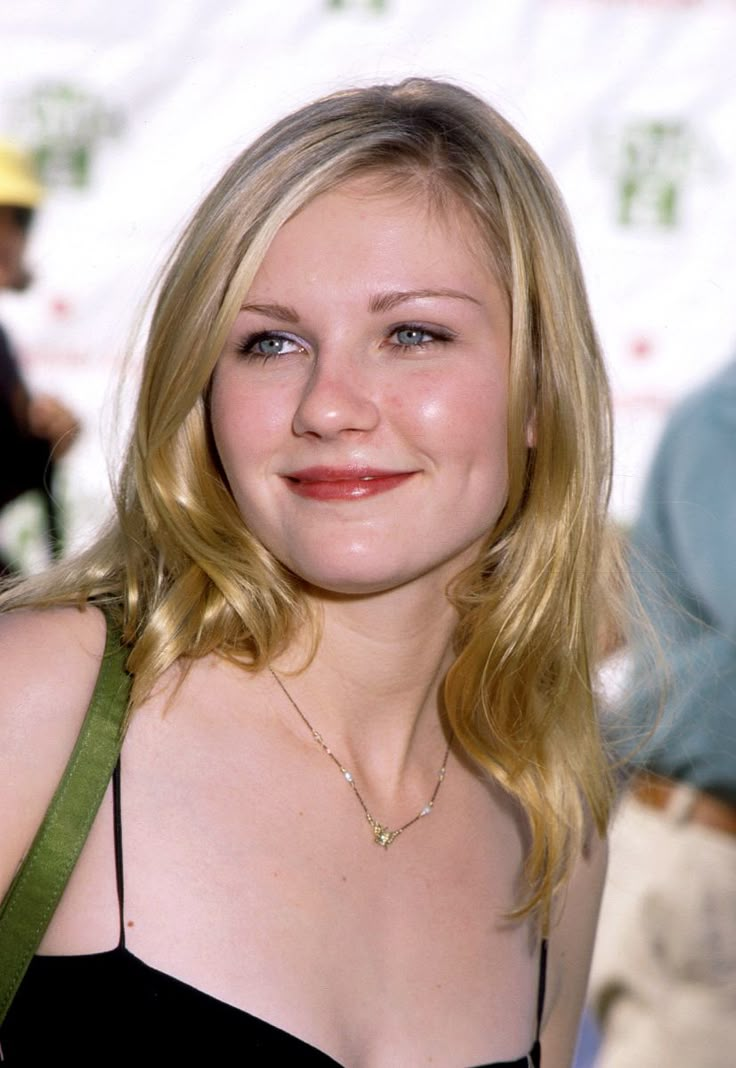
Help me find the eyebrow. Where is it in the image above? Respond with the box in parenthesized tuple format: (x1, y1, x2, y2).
(368, 289, 482, 313)
(239, 301, 300, 322)
(240, 290, 482, 323)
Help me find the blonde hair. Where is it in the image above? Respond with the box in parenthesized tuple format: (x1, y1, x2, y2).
(2, 78, 622, 919)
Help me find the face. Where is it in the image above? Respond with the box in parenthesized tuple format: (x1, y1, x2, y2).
(210, 178, 511, 598)
(0, 206, 28, 290)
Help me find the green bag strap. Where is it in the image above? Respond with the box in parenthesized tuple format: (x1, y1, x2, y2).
(0, 612, 132, 1024)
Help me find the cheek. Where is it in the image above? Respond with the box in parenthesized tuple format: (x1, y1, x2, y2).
(209, 378, 238, 469)
(409, 371, 509, 473)
(452, 384, 509, 515)
(210, 372, 288, 473)
(210, 387, 259, 503)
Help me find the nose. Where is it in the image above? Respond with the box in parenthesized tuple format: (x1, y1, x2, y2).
(292, 353, 380, 439)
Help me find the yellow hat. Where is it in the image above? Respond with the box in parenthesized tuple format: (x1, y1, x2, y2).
(0, 140, 44, 208)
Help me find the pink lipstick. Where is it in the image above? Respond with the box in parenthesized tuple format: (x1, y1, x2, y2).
(283, 466, 416, 501)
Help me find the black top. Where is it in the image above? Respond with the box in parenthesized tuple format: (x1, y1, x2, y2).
(0, 323, 52, 511)
(0, 765, 545, 1067)
(0, 322, 56, 574)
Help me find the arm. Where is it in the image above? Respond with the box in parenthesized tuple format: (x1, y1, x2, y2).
(540, 831, 608, 1068)
(0, 605, 106, 900)
(27, 394, 80, 459)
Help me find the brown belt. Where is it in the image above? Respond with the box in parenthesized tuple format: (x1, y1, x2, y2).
(631, 771, 736, 838)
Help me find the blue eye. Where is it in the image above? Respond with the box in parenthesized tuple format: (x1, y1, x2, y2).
(389, 325, 455, 350)
(237, 332, 302, 360)
(394, 326, 433, 346)
(254, 336, 288, 356)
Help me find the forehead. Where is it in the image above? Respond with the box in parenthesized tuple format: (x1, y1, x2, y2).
(249, 175, 499, 297)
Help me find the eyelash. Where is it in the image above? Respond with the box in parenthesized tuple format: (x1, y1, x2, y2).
(235, 331, 304, 361)
(388, 324, 454, 349)
(235, 324, 455, 362)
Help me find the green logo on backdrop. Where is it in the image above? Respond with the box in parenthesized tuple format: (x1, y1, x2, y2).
(9, 82, 123, 189)
(613, 120, 694, 228)
(326, 0, 388, 11)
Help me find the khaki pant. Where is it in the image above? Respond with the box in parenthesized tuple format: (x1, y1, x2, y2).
(589, 790, 736, 1068)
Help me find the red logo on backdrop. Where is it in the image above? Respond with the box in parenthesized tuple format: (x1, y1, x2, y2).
(50, 296, 72, 320)
(629, 336, 655, 360)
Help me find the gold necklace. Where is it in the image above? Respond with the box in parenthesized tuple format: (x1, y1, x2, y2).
(269, 669, 452, 849)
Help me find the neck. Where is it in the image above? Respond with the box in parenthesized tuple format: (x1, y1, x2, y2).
(272, 580, 458, 792)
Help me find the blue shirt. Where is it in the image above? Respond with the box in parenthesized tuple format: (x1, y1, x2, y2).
(624, 358, 736, 805)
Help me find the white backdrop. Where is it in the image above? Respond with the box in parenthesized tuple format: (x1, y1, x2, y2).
(1, 0, 735, 566)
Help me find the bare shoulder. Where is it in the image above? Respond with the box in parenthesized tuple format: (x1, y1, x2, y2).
(0, 604, 108, 898)
(541, 831, 609, 1068)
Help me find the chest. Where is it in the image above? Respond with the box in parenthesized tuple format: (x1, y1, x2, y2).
(40, 695, 541, 1066)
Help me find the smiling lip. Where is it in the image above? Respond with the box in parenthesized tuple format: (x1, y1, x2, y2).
(283, 466, 417, 500)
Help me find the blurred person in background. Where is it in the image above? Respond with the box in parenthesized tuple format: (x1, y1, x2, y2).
(589, 357, 736, 1067)
(0, 140, 79, 574)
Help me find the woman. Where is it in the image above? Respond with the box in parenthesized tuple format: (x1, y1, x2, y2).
(0, 79, 619, 1066)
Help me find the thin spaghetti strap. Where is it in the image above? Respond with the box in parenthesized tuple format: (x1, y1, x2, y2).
(536, 938, 548, 1039)
(112, 759, 126, 949)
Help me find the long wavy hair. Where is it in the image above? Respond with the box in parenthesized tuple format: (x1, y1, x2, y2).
(1, 78, 622, 919)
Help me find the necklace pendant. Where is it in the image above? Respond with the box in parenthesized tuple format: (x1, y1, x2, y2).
(269, 669, 452, 853)
(373, 824, 399, 849)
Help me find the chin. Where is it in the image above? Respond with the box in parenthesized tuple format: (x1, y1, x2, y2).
(270, 534, 486, 600)
(297, 571, 410, 598)
(287, 554, 464, 601)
